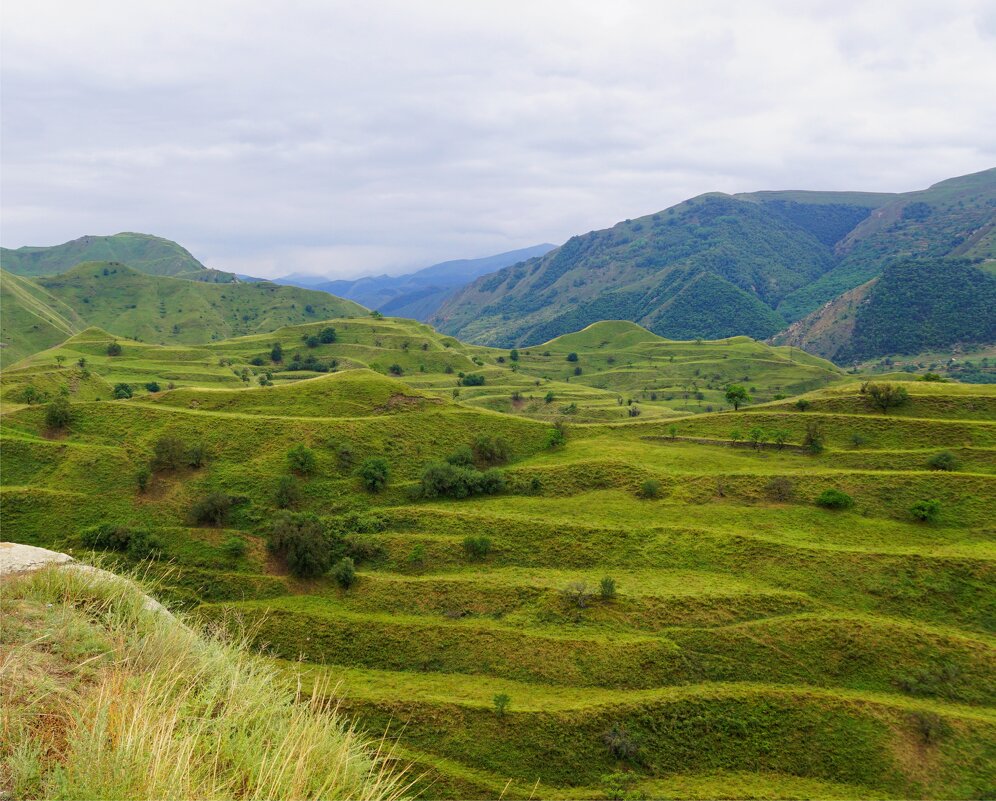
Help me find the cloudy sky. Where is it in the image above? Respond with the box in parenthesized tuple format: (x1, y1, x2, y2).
(2, 1, 995, 279)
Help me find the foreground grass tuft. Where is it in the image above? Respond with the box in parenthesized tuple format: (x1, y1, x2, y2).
(0, 565, 407, 801)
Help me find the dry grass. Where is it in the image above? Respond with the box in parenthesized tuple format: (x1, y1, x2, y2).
(0, 565, 410, 800)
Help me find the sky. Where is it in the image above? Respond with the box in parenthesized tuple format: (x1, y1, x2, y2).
(2, 1, 995, 280)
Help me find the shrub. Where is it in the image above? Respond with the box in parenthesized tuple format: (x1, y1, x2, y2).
(602, 724, 640, 760)
(566, 352, 578, 362)
(748, 427, 766, 448)
(270, 342, 283, 362)
(794, 398, 811, 411)
(319, 327, 337, 343)
(473, 435, 510, 465)
(186, 442, 209, 469)
(562, 581, 592, 609)
(730, 429, 742, 444)
(106, 341, 122, 357)
(460, 373, 485, 386)
(772, 429, 789, 449)
(546, 427, 566, 448)
(493, 693, 511, 717)
(816, 488, 854, 510)
(144, 382, 161, 393)
(419, 462, 505, 499)
(765, 477, 794, 502)
(864, 382, 910, 414)
(191, 493, 233, 525)
(275, 475, 301, 509)
(45, 397, 71, 429)
(135, 465, 151, 493)
(910, 498, 941, 523)
(222, 536, 247, 559)
(668, 424, 678, 440)
(113, 383, 134, 399)
(126, 530, 164, 560)
(508, 349, 519, 361)
(152, 436, 187, 471)
(802, 422, 825, 455)
(358, 458, 389, 492)
(638, 479, 661, 499)
(850, 433, 868, 448)
(287, 444, 316, 476)
(331, 557, 357, 589)
(927, 451, 960, 472)
(80, 525, 162, 560)
(388, 364, 403, 376)
(599, 577, 617, 601)
(544, 391, 555, 404)
(266, 511, 331, 578)
(336, 444, 355, 469)
(462, 535, 491, 560)
(573, 366, 582, 376)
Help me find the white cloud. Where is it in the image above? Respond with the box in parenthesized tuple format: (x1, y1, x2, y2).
(2, 0, 994, 278)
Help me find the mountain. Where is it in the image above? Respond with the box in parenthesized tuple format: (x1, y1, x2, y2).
(431, 169, 996, 354)
(277, 244, 556, 320)
(0, 261, 365, 364)
(0, 232, 237, 281)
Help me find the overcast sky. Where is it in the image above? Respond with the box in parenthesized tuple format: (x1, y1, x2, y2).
(2, 1, 995, 279)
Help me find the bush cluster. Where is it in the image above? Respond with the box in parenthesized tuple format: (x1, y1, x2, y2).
(80, 524, 164, 560)
(419, 462, 505, 499)
(266, 511, 331, 578)
(816, 488, 854, 510)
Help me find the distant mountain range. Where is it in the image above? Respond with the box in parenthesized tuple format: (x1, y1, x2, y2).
(431, 168, 996, 361)
(274, 244, 556, 320)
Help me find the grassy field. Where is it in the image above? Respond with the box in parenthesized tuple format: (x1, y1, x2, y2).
(1, 318, 993, 799)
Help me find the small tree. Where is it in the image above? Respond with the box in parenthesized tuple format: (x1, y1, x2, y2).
(639, 479, 661, 499)
(288, 444, 316, 476)
(544, 391, 555, 404)
(135, 465, 151, 493)
(802, 422, 825, 455)
(388, 363, 403, 376)
(864, 382, 910, 415)
(45, 397, 71, 429)
(267, 511, 330, 578)
(730, 429, 743, 445)
(599, 576, 617, 601)
(546, 427, 566, 448)
(332, 556, 357, 588)
(152, 436, 187, 471)
(566, 352, 579, 362)
(910, 499, 941, 523)
(772, 429, 789, 449)
(191, 492, 232, 525)
(725, 385, 750, 411)
(270, 342, 283, 363)
(668, 424, 678, 440)
(222, 536, 247, 559)
(509, 349, 519, 361)
(795, 398, 811, 412)
(562, 581, 592, 610)
(748, 427, 766, 449)
(55, 354, 66, 367)
(144, 381, 161, 393)
(113, 383, 133, 399)
(603, 724, 640, 760)
(106, 341, 122, 357)
(493, 693, 511, 717)
(186, 442, 209, 469)
(275, 475, 301, 508)
(927, 451, 960, 472)
(358, 458, 389, 492)
(319, 327, 337, 343)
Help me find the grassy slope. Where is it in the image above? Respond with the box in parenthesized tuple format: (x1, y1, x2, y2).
(0, 231, 211, 278)
(1, 334, 993, 800)
(0, 270, 86, 368)
(24, 262, 366, 346)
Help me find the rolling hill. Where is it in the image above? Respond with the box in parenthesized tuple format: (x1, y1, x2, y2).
(0, 261, 366, 364)
(431, 169, 996, 358)
(0, 232, 232, 281)
(1, 330, 992, 798)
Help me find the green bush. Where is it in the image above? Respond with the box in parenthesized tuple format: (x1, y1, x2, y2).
(266, 511, 331, 578)
(113, 383, 133, 399)
(910, 498, 941, 523)
(602, 724, 640, 760)
(106, 341, 122, 357)
(135, 466, 151, 493)
(493, 693, 511, 717)
(331, 557, 357, 589)
(638, 479, 661, 499)
(419, 462, 505, 499)
(445, 445, 475, 468)
(319, 327, 337, 343)
(802, 422, 825, 454)
(144, 382, 161, 393)
(462, 535, 492, 560)
(816, 488, 854, 510)
(795, 398, 811, 411)
(546, 427, 566, 448)
(222, 536, 248, 559)
(191, 493, 233, 526)
(274, 475, 300, 509)
(473, 435, 510, 465)
(186, 442, 209, 469)
(863, 382, 910, 414)
(80, 525, 162, 560)
(45, 397, 71, 429)
(566, 352, 578, 362)
(358, 458, 389, 492)
(287, 444, 316, 476)
(599, 577, 617, 600)
(460, 373, 485, 386)
(927, 451, 960, 472)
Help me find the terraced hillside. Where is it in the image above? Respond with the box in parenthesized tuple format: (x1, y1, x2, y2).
(1, 338, 993, 798)
(2, 319, 843, 424)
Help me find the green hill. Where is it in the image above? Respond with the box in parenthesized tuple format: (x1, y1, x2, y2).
(1, 262, 366, 358)
(0, 232, 227, 279)
(0, 269, 86, 367)
(432, 169, 996, 357)
(1, 338, 993, 798)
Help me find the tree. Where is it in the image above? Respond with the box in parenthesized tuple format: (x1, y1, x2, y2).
(388, 364, 403, 376)
(562, 581, 592, 610)
(319, 327, 337, 344)
(816, 488, 853, 510)
(113, 383, 133, 399)
(725, 385, 750, 410)
(45, 397, 71, 429)
(802, 422, 825, 455)
(460, 373, 484, 386)
(795, 398, 811, 411)
(748, 427, 766, 449)
(509, 349, 519, 361)
(358, 458, 389, 492)
(565, 352, 579, 362)
(144, 382, 161, 393)
(77, 357, 88, 369)
(55, 355, 66, 367)
(270, 342, 283, 362)
(772, 429, 789, 449)
(927, 451, 960, 472)
(152, 436, 187, 471)
(332, 556, 357, 588)
(544, 391, 555, 404)
(668, 424, 678, 440)
(266, 511, 331, 578)
(287, 444, 316, 476)
(473, 435, 510, 465)
(191, 492, 233, 525)
(493, 693, 511, 717)
(864, 382, 910, 415)
(546, 427, 566, 448)
(106, 341, 122, 357)
(305, 335, 320, 348)
(275, 475, 300, 508)
(730, 429, 743, 445)
(135, 465, 151, 493)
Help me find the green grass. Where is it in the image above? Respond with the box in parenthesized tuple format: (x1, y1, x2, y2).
(1, 320, 993, 799)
